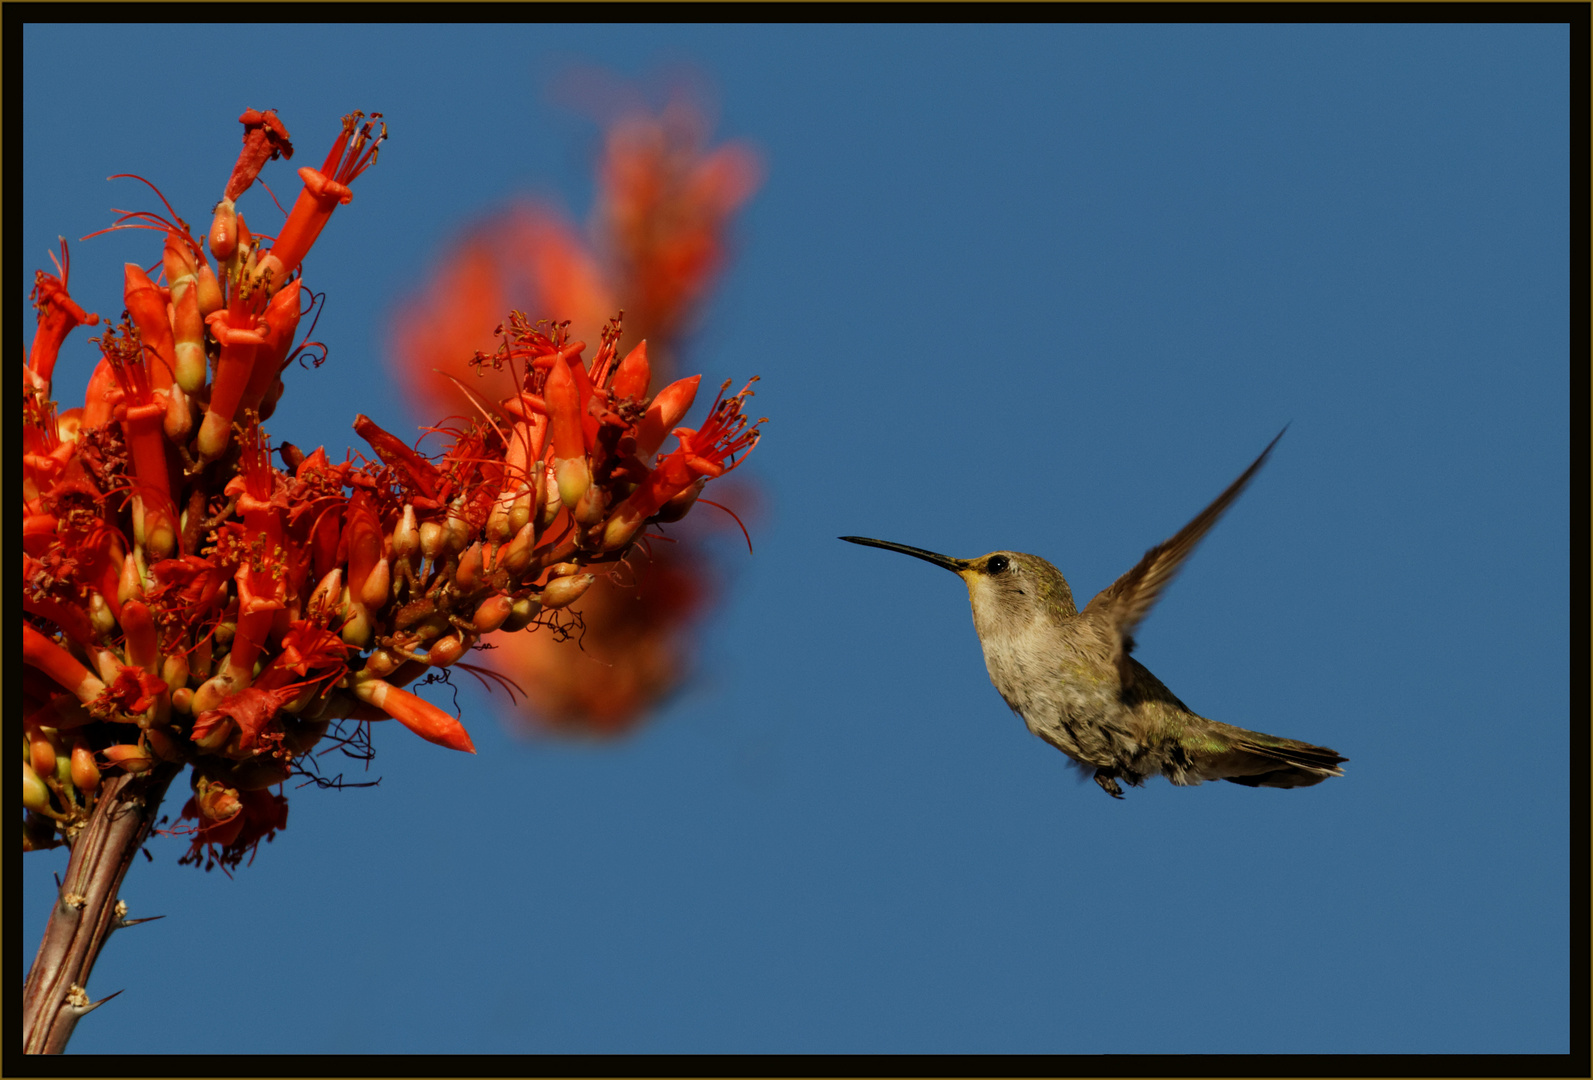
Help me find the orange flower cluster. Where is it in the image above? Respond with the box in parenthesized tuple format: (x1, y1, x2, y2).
(22, 108, 764, 870)
(391, 88, 762, 735)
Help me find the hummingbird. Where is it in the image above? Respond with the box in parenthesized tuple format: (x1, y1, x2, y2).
(841, 430, 1345, 798)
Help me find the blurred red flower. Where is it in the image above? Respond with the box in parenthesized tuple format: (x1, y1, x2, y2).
(389, 84, 763, 735)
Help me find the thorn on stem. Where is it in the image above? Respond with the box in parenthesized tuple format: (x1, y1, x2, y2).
(65, 986, 124, 1015)
(115, 914, 166, 931)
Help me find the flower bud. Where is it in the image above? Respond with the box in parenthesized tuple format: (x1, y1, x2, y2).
(540, 574, 594, 610)
(103, 743, 154, 773)
(118, 552, 144, 605)
(171, 686, 195, 715)
(162, 651, 190, 693)
(455, 543, 485, 591)
(359, 556, 391, 608)
(29, 730, 57, 779)
(23, 763, 49, 811)
(171, 274, 208, 394)
(502, 596, 542, 632)
(71, 737, 101, 795)
(209, 197, 239, 261)
(87, 592, 116, 637)
(195, 259, 223, 319)
(307, 567, 344, 624)
(428, 634, 467, 667)
(191, 716, 236, 753)
(419, 520, 447, 560)
(196, 777, 242, 823)
(507, 482, 535, 537)
(538, 462, 561, 530)
(393, 503, 420, 559)
(444, 496, 473, 553)
(486, 481, 516, 543)
(473, 594, 513, 634)
(555, 455, 591, 513)
(500, 522, 537, 577)
(164, 382, 193, 442)
(363, 647, 402, 679)
(573, 481, 607, 526)
(608, 340, 651, 402)
(340, 600, 372, 649)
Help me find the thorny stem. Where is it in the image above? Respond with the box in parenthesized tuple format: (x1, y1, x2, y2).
(22, 763, 181, 1055)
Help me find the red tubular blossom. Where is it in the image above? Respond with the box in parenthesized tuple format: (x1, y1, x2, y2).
(198, 310, 267, 459)
(120, 399, 179, 559)
(635, 374, 701, 460)
(166, 234, 208, 393)
(121, 263, 177, 391)
(545, 357, 590, 509)
(23, 623, 107, 704)
(119, 599, 159, 672)
(242, 279, 302, 414)
(81, 359, 120, 430)
(353, 677, 476, 753)
(229, 429, 288, 613)
(353, 414, 441, 502)
(343, 490, 387, 609)
(262, 112, 384, 281)
(559, 342, 597, 418)
(171, 287, 205, 393)
(28, 246, 100, 394)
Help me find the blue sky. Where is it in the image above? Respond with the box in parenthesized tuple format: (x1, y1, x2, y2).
(21, 23, 1569, 1054)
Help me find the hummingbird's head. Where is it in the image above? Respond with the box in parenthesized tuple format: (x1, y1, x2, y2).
(838, 538, 1078, 632)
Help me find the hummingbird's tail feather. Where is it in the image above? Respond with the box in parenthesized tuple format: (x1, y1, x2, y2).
(1191, 726, 1347, 789)
(1185, 723, 1344, 790)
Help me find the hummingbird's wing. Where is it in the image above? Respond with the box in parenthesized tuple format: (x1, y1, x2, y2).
(1082, 429, 1285, 689)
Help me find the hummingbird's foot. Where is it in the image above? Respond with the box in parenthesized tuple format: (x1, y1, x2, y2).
(1093, 770, 1125, 799)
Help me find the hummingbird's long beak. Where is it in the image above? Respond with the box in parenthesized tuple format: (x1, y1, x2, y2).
(839, 536, 967, 574)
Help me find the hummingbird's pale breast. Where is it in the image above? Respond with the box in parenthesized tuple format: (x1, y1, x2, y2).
(962, 554, 1138, 769)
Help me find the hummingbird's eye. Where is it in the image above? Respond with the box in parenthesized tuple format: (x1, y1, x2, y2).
(987, 555, 1009, 574)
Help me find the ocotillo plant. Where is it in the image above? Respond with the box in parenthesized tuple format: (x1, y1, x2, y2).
(21, 108, 765, 1053)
